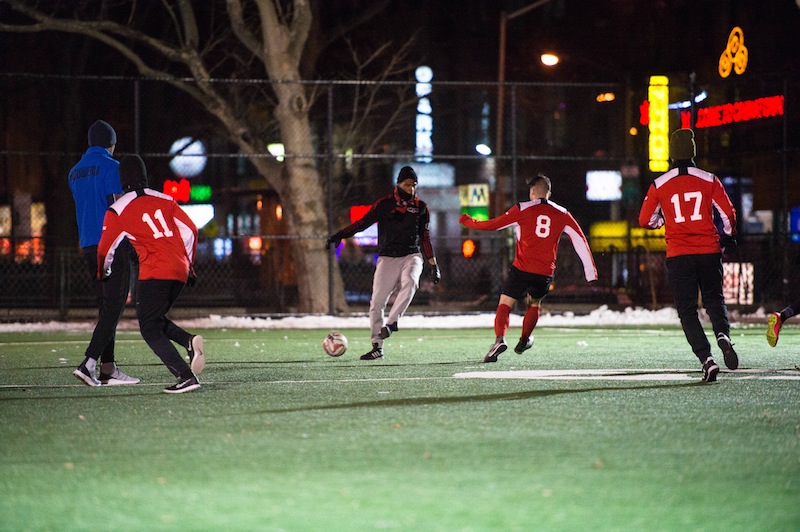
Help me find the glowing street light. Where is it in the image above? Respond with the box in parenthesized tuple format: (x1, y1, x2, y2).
(475, 143, 492, 156)
(540, 53, 560, 67)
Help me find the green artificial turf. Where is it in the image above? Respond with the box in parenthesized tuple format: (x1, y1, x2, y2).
(1, 324, 798, 531)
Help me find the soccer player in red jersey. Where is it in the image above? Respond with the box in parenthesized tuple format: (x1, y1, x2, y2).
(460, 174, 597, 363)
(97, 155, 205, 394)
(639, 128, 738, 382)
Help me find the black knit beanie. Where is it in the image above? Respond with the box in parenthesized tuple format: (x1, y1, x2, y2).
(669, 128, 696, 161)
(119, 155, 148, 192)
(87, 120, 117, 148)
(397, 166, 418, 184)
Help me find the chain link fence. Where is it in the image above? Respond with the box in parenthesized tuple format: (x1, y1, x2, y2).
(1, 73, 798, 319)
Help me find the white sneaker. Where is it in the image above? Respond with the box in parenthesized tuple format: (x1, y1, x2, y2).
(189, 335, 205, 375)
(73, 363, 100, 386)
(99, 366, 141, 385)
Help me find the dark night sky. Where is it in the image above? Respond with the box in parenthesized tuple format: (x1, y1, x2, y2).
(1, 0, 798, 211)
(2, 1, 799, 88)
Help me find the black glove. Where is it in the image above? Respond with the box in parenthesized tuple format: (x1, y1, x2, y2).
(326, 234, 342, 250)
(720, 235, 738, 255)
(429, 263, 441, 284)
(186, 266, 197, 287)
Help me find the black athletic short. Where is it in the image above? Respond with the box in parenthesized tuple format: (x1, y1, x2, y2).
(501, 265, 552, 301)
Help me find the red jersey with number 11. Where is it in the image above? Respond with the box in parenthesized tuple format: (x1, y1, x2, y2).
(638, 166, 736, 258)
(98, 188, 197, 282)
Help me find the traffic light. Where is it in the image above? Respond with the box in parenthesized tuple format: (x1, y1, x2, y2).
(462, 238, 478, 258)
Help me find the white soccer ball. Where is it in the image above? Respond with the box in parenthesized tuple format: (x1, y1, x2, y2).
(323, 332, 348, 357)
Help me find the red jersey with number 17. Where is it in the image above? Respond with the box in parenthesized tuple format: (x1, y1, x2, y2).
(461, 199, 597, 282)
(638, 166, 736, 258)
(97, 188, 197, 282)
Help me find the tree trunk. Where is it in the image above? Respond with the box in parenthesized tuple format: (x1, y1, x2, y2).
(274, 85, 347, 314)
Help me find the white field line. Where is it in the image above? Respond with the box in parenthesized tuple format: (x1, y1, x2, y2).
(2, 368, 800, 389)
(453, 368, 800, 381)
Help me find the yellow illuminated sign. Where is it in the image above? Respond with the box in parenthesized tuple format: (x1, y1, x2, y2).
(589, 220, 666, 252)
(719, 26, 748, 78)
(458, 184, 490, 207)
(648, 75, 669, 172)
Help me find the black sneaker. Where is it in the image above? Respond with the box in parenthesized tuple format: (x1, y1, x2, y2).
(701, 357, 719, 383)
(483, 339, 507, 363)
(163, 375, 201, 394)
(73, 362, 100, 386)
(514, 336, 533, 354)
(379, 322, 398, 339)
(188, 335, 206, 375)
(360, 343, 384, 360)
(716, 333, 738, 370)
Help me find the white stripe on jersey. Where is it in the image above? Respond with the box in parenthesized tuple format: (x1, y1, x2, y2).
(653, 166, 715, 188)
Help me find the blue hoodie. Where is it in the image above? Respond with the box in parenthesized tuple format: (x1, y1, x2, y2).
(68, 146, 122, 248)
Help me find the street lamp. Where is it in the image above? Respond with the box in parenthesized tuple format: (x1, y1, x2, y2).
(540, 53, 560, 67)
(495, 0, 553, 215)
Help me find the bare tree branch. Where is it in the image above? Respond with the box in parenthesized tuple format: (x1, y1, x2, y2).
(0, 0, 414, 313)
(226, 0, 262, 59)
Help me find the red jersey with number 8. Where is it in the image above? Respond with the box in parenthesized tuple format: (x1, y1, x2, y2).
(638, 166, 737, 258)
(460, 199, 597, 282)
(98, 188, 197, 281)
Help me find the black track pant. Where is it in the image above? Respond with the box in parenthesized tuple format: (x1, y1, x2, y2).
(83, 241, 133, 363)
(665, 253, 730, 362)
(136, 279, 193, 378)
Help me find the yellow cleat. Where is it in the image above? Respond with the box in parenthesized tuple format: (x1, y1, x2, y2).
(766, 312, 782, 348)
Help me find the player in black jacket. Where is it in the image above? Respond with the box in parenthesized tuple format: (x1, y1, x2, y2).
(327, 166, 440, 360)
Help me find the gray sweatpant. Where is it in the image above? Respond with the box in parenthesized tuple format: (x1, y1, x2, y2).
(369, 253, 424, 346)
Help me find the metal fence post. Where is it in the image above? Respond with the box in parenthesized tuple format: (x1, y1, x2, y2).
(327, 82, 335, 315)
(58, 249, 67, 321)
(511, 84, 518, 205)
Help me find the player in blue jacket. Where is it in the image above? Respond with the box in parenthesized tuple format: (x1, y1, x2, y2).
(69, 120, 139, 386)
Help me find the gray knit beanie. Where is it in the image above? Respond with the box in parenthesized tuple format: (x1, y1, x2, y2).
(669, 128, 696, 161)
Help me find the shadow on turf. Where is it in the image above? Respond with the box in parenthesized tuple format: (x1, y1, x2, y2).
(240, 381, 702, 415)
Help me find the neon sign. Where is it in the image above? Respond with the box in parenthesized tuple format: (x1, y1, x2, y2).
(647, 76, 670, 172)
(349, 205, 377, 246)
(680, 95, 784, 129)
(719, 27, 748, 78)
(415, 66, 434, 162)
(163, 178, 191, 203)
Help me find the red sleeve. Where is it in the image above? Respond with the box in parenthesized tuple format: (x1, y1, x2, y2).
(96, 210, 125, 279)
(638, 184, 664, 229)
(419, 202, 435, 260)
(172, 202, 198, 263)
(461, 205, 521, 231)
(712, 178, 737, 236)
(562, 211, 598, 282)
